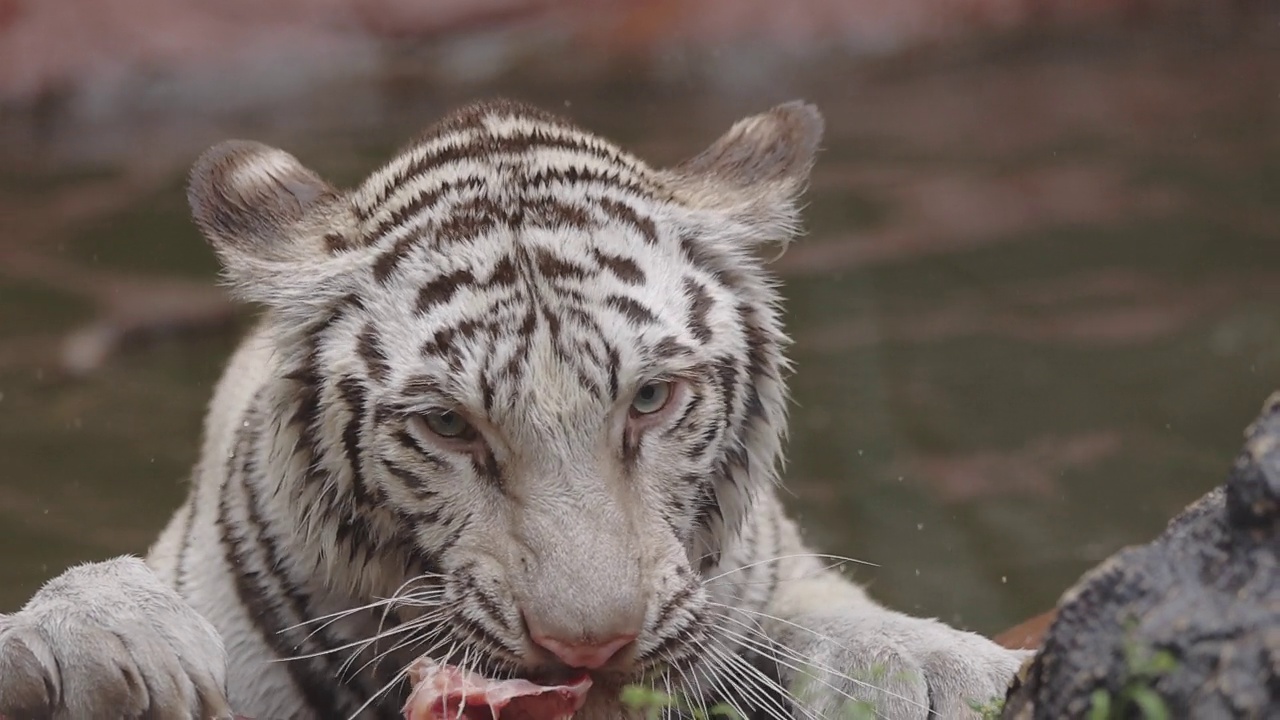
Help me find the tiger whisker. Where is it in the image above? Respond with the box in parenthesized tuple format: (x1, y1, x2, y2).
(281, 597, 403, 633)
(455, 646, 478, 720)
(705, 601, 889, 678)
(369, 619, 450, 672)
(660, 665, 679, 720)
(343, 637, 457, 720)
(710, 653, 790, 720)
(348, 621, 454, 682)
(707, 612, 932, 716)
(701, 642, 791, 720)
(703, 636, 825, 720)
(688, 638, 751, 720)
(370, 576, 448, 668)
(681, 645, 713, 720)
(340, 609, 455, 676)
(713, 624, 894, 718)
(343, 662, 414, 720)
(708, 560, 850, 589)
(701, 553, 877, 585)
(664, 647, 707, 720)
(293, 591, 447, 651)
(278, 607, 448, 666)
(280, 583, 445, 633)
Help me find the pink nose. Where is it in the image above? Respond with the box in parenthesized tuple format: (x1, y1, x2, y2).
(529, 631, 637, 670)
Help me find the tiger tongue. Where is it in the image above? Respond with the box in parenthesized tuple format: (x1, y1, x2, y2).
(403, 658, 593, 720)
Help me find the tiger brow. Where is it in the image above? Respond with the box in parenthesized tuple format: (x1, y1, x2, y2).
(634, 355, 716, 389)
(389, 373, 465, 412)
(642, 336, 701, 370)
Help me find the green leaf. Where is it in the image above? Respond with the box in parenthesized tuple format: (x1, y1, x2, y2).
(1088, 689, 1113, 720)
(1128, 687, 1170, 720)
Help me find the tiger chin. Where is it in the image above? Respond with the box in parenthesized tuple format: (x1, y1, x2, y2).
(0, 99, 1028, 720)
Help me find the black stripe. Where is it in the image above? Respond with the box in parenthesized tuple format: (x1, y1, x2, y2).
(607, 294, 659, 326)
(653, 584, 697, 633)
(680, 234, 730, 284)
(434, 515, 468, 557)
(606, 344, 621, 401)
(382, 459, 444, 512)
(366, 127, 652, 218)
(235, 403, 407, 719)
(686, 424, 722, 462)
(534, 247, 592, 281)
(372, 193, 603, 284)
(597, 197, 659, 245)
(591, 247, 646, 285)
(366, 175, 486, 251)
(450, 609, 523, 661)
(638, 622, 691, 665)
(416, 269, 476, 315)
(455, 573, 513, 635)
(297, 420, 385, 568)
(389, 433, 449, 474)
(171, 493, 197, 597)
(336, 376, 376, 512)
(216, 405, 349, 719)
(479, 370, 496, 414)
(357, 324, 391, 383)
(471, 449, 503, 486)
(526, 163, 655, 198)
(670, 393, 704, 434)
(685, 277, 714, 343)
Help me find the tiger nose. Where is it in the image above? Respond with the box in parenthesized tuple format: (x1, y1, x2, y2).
(527, 624, 637, 669)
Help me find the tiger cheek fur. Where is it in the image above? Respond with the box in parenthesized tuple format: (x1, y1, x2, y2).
(0, 98, 1027, 720)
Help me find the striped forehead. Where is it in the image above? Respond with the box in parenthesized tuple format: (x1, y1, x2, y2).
(386, 236, 695, 379)
(346, 103, 680, 292)
(337, 103, 734, 411)
(350, 231, 720, 423)
(351, 105, 666, 231)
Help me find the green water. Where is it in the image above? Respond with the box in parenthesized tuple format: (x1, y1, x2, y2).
(2, 36, 1277, 638)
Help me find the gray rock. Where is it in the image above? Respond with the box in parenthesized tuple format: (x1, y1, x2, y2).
(1002, 393, 1280, 719)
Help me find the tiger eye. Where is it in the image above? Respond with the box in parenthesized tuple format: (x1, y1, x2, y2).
(631, 381, 674, 415)
(423, 410, 473, 439)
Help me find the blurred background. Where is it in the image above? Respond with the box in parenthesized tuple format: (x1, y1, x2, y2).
(1, 0, 1278, 638)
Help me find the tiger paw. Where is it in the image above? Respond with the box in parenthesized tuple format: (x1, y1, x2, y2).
(0, 556, 232, 720)
(776, 610, 1030, 719)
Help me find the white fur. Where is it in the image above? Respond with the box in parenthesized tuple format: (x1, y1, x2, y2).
(0, 101, 1028, 720)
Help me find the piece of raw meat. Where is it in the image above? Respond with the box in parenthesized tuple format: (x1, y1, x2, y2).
(0, 663, 590, 720)
(403, 658, 592, 720)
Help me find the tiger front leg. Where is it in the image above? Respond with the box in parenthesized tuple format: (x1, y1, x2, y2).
(759, 570, 1029, 720)
(0, 556, 232, 720)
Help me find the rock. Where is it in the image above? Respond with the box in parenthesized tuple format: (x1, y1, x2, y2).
(1002, 393, 1280, 719)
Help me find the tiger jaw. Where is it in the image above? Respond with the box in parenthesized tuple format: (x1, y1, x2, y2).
(448, 633, 715, 710)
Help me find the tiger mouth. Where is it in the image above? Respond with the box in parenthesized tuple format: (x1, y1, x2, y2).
(460, 653, 600, 687)
(404, 658, 592, 720)
(519, 667, 592, 686)
(442, 629, 663, 687)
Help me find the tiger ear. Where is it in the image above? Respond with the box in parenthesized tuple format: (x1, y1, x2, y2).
(188, 140, 358, 308)
(670, 101, 824, 247)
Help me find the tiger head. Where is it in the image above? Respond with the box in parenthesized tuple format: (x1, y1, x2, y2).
(187, 99, 822, 691)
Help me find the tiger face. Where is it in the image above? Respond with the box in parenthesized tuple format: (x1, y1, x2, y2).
(187, 99, 822, 692)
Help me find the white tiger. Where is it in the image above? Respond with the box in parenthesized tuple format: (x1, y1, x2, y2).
(0, 100, 1026, 720)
